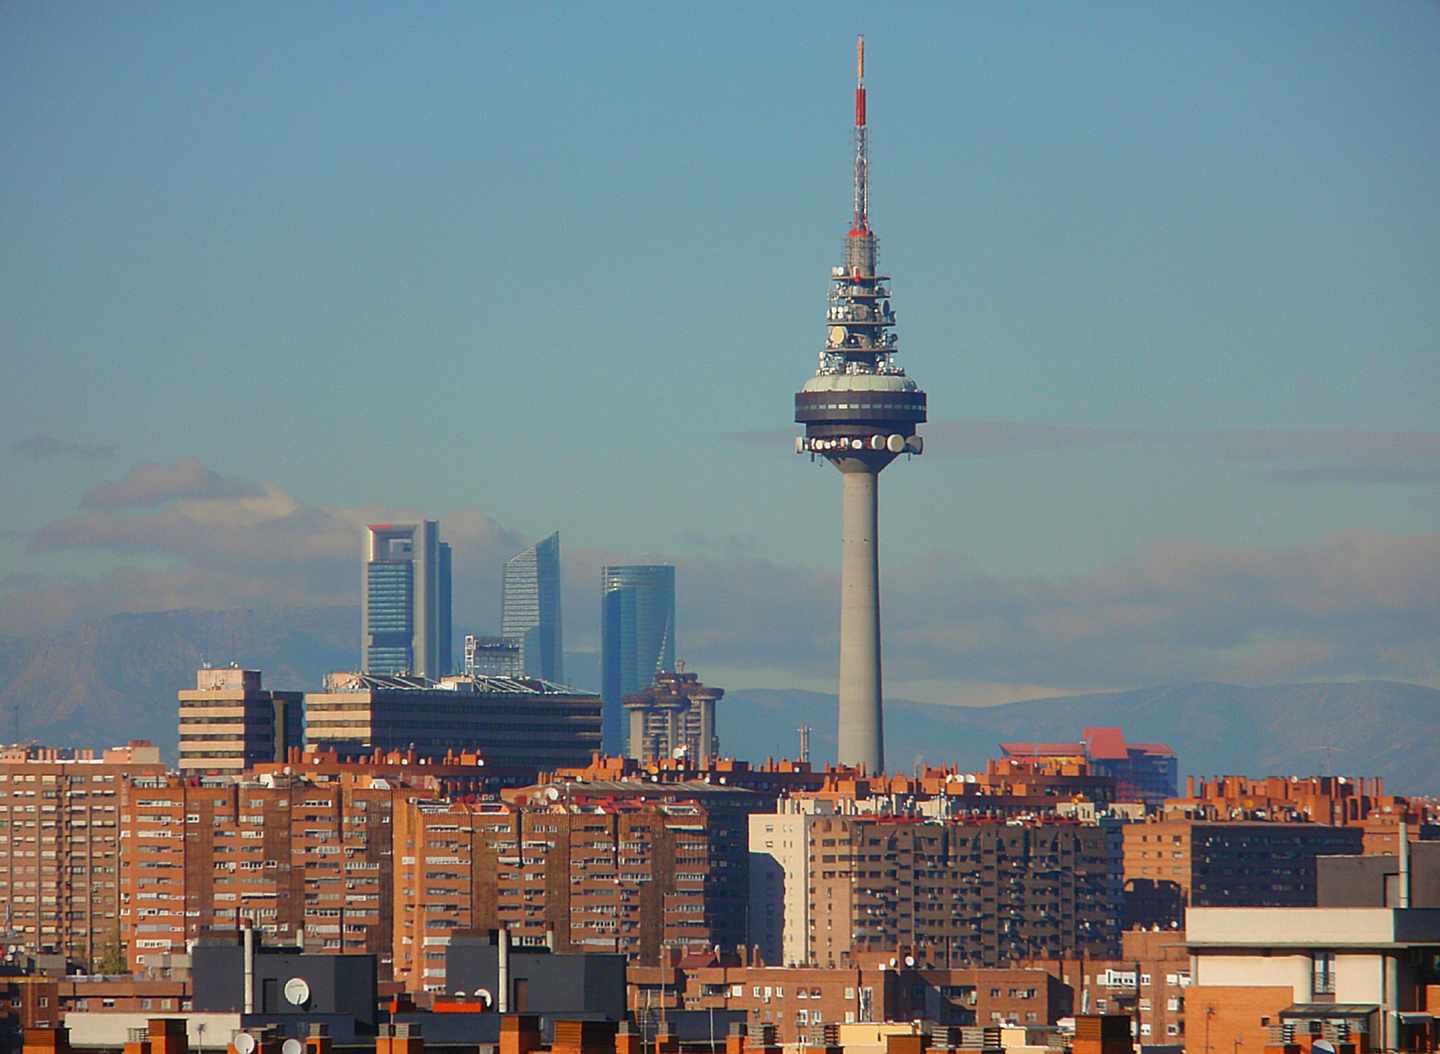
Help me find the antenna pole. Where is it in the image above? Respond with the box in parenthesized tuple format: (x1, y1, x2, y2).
(852, 35, 869, 234)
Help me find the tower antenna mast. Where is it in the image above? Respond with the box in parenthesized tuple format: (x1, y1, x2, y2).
(852, 35, 869, 235)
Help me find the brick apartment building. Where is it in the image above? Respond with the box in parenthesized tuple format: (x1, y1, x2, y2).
(1122, 819, 1365, 927)
(120, 773, 424, 976)
(393, 790, 753, 992)
(750, 812, 1123, 969)
(1000, 728, 1177, 804)
(0, 741, 167, 968)
(627, 951, 1070, 1041)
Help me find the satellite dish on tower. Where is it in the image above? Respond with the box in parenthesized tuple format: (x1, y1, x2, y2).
(282, 1040, 304, 1054)
(234, 1034, 257, 1054)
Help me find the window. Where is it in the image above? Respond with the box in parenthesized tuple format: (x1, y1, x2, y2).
(1313, 951, 1336, 995)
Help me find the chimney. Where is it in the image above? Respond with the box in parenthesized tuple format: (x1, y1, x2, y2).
(499, 1016, 542, 1054)
(616, 1023, 642, 1054)
(147, 1019, 188, 1054)
(497, 928, 511, 1013)
(1399, 821, 1411, 909)
(23, 1027, 73, 1054)
(242, 922, 256, 1014)
(376, 1024, 424, 1054)
(305, 1025, 332, 1054)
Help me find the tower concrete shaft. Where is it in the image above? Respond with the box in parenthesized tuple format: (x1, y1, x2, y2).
(793, 37, 926, 775)
(837, 456, 888, 772)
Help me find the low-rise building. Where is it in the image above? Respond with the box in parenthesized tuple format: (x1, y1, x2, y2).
(1186, 905, 1440, 1054)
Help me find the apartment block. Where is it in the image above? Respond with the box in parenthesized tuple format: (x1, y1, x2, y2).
(392, 794, 750, 992)
(120, 774, 418, 975)
(1123, 819, 1365, 928)
(751, 812, 1122, 969)
(176, 667, 301, 777)
(0, 741, 166, 968)
(1037, 929, 1190, 1045)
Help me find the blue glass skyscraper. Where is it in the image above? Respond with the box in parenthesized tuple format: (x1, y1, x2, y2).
(362, 521, 452, 677)
(501, 531, 564, 683)
(600, 564, 675, 753)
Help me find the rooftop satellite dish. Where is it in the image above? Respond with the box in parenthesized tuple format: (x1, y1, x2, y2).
(904, 955, 915, 967)
(475, 988, 493, 1006)
(283, 976, 311, 1007)
(545, 787, 561, 801)
(1313, 1043, 1336, 1054)
(234, 1034, 257, 1054)
(829, 326, 847, 345)
(282, 1040, 304, 1054)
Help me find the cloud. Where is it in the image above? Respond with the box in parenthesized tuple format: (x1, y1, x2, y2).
(11, 434, 115, 461)
(736, 421, 1440, 484)
(79, 458, 265, 508)
(18, 461, 526, 637)
(8, 459, 1438, 697)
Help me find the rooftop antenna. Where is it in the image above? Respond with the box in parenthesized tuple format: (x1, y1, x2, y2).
(797, 725, 812, 764)
(852, 35, 869, 235)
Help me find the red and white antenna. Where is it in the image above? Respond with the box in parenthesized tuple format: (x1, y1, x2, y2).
(852, 35, 870, 235)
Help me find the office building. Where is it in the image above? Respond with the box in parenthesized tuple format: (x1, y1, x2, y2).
(792, 39, 927, 773)
(463, 634, 524, 678)
(305, 671, 601, 770)
(750, 810, 1122, 969)
(502, 532, 564, 683)
(600, 564, 676, 753)
(0, 742, 166, 969)
(624, 667, 724, 764)
(176, 666, 302, 777)
(362, 521, 452, 677)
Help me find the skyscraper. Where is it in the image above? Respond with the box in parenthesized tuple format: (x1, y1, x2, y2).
(362, 520, 452, 677)
(501, 531, 564, 683)
(600, 564, 676, 753)
(793, 39, 927, 773)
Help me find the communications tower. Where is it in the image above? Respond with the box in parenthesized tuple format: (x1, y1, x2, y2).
(794, 36, 926, 774)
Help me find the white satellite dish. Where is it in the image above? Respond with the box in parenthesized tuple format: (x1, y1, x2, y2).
(545, 786, 561, 801)
(283, 976, 311, 1006)
(282, 1039, 304, 1054)
(475, 988, 493, 1006)
(904, 955, 915, 967)
(1313, 1043, 1336, 1054)
(234, 1034, 257, 1054)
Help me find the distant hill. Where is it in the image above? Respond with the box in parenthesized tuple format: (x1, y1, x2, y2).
(0, 607, 356, 754)
(0, 608, 1436, 792)
(721, 682, 1440, 795)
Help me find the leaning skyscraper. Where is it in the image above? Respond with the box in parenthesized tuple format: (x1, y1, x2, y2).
(600, 564, 676, 754)
(501, 531, 564, 683)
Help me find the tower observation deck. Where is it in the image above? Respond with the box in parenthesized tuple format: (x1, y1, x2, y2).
(793, 36, 927, 774)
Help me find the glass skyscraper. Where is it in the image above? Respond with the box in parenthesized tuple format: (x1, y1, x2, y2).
(362, 521, 452, 677)
(501, 531, 564, 683)
(600, 564, 676, 753)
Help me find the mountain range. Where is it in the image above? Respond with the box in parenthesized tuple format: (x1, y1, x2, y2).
(0, 607, 1436, 793)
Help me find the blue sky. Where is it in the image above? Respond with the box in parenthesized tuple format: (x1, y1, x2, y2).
(3, 3, 1437, 703)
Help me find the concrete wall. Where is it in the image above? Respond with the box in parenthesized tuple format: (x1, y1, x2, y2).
(1188, 907, 1398, 945)
(1192, 951, 1311, 1001)
(61, 1012, 240, 1051)
(1333, 952, 1383, 1005)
